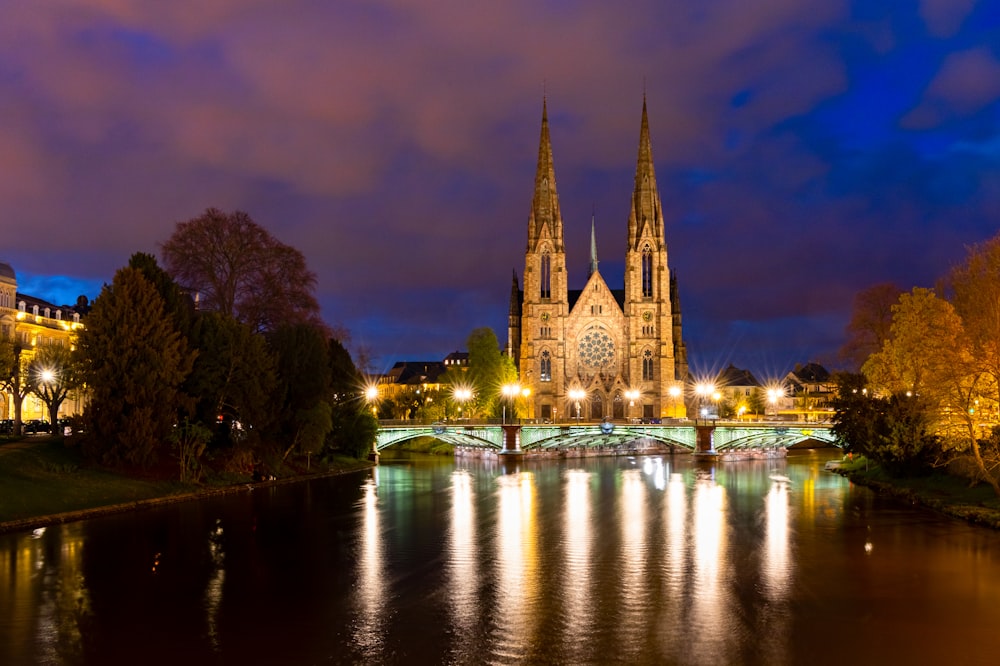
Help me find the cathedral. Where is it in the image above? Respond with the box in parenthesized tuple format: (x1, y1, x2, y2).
(507, 98, 688, 422)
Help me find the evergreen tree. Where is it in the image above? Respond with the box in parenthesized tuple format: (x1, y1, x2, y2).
(77, 266, 195, 468)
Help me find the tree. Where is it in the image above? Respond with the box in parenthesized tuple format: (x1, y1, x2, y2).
(840, 282, 902, 370)
(862, 288, 964, 397)
(267, 322, 333, 458)
(0, 334, 29, 434)
(324, 338, 378, 459)
(466, 327, 517, 418)
(26, 344, 84, 428)
(942, 235, 1000, 492)
(185, 312, 277, 445)
(77, 266, 196, 468)
(161, 208, 321, 332)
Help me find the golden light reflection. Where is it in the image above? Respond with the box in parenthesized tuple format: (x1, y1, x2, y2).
(353, 475, 385, 660)
(448, 469, 478, 650)
(562, 469, 593, 656)
(690, 473, 732, 661)
(493, 472, 538, 661)
(0, 523, 89, 664)
(762, 481, 791, 596)
(664, 471, 687, 596)
(655, 469, 688, 659)
(618, 469, 649, 661)
(205, 519, 225, 653)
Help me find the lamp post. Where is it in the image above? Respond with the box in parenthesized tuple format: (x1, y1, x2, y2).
(766, 384, 784, 421)
(569, 388, 586, 423)
(695, 382, 715, 424)
(668, 384, 682, 419)
(501, 383, 520, 425)
(453, 387, 472, 421)
(625, 389, 640, 422)
(365, 385, 379, 418)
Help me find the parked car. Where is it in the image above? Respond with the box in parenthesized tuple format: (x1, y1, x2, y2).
(0, 419, 14, 435)
(23, 419, 52, 434)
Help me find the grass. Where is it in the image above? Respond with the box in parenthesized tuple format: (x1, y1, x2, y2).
(0, 435, 374, 530)
(836, 455, 1000, 528)
(0, 436, 192, 524)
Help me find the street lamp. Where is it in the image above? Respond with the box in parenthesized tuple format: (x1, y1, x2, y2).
(765, 384, 785, 420)
(365, 385, 379, 418)
(668, 384, 682, 419)
(501, 383, 520, 425)
(453, 387, 473, 421)
(569, 388, 586, 423)
(695, 382, 715, 423)
(625, 389, 640, 422)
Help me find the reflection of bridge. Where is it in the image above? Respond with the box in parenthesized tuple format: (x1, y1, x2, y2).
(373, 421, 836, 455)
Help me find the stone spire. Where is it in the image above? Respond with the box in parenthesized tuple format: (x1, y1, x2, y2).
(627, 95, 664, 249)
(589, 213, 599, 277)
(527, 97, 564, 253)
(507, 269, 522, 362)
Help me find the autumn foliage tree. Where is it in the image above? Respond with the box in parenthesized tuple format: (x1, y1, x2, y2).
(161, 208, 322, 332)
(854, 241, 1000, 493)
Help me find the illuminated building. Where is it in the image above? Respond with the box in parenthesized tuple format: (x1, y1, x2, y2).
(507, 98, 687, 421)
(0, 261, 86, 422)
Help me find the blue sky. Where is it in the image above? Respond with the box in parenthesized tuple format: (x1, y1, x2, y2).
(2, 0, 998, 378)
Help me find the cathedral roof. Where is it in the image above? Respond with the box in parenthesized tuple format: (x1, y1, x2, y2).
(0, 261, 15, 282)
(568, 288, 625, 311)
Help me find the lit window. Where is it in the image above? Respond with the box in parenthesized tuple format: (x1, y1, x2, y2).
(540, 350, 551, 382)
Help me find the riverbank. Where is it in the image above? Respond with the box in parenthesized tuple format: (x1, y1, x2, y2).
(834, 456, 1000, 529)
(0, 436, 374, 535)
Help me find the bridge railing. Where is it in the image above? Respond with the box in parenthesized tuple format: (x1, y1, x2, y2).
(377, 417, 832, 428)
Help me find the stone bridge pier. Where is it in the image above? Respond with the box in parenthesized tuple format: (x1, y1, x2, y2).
(695, 424, 716, 455)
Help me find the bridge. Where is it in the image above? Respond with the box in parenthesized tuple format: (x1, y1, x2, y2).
(372, 420, 837, 457)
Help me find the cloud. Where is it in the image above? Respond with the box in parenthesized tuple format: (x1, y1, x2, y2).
(903, 47, 1000, 128)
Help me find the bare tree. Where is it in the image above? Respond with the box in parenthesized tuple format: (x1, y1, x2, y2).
(162, 208, 322, 332)
(840, 282, 902, 370)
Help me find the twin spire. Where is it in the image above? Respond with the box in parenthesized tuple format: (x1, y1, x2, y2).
(529, 95, 662, 269)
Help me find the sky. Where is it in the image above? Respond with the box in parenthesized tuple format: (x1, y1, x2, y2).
(2, 0, 999, 380)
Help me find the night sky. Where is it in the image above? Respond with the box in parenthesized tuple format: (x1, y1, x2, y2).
(3, 1, 999, 379)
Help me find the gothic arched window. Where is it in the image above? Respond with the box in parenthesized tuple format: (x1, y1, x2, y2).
(642, 349, 654, 380)
(540, 350, 552, 382)
(541, 250, 551, 299)
(641, 244, 653, 298)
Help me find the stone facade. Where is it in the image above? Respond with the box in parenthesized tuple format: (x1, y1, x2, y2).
(508, 99, 688, 422)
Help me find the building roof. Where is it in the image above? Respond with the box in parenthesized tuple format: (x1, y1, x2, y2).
(0, 261, 14, 281)
(718, 364, 761, 388)
(386, 361, 447, 386)
(789, 362, 830, 383)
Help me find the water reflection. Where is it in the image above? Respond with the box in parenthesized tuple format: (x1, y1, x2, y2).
(204, 518, 225, 652)
(561, 469, 593, 661)
(7, 452, 1000, 664)
(447, 469, 478, 660)
(618, 467, 649, 661)
(353, 471, 385, 660)
(0, 522, 88, 665)
(690, 469, 732, 663)
(759, 477, 793, 663)
(492, 471, 539, 663)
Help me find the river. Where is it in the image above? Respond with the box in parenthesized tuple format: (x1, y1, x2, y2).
(2, 449, 1000, 665)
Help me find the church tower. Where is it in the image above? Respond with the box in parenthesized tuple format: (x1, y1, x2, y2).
(518, 98, 569, 416)
(623, 97, 685, 414)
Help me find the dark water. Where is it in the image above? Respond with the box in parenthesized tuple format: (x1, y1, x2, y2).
(3, 450, 1000, 665)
